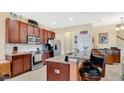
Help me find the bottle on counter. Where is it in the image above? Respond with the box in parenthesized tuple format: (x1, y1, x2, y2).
(65, 56, 68, 62)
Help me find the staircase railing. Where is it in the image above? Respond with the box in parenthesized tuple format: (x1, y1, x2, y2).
(116, 35, 124, 41)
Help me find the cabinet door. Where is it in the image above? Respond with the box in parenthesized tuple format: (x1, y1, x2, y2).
(28, 25, 34, 35)
(20, 22, 28, 43)
(12, 56, 23, 76)
(40, 29, 44, 44)
(47, 31, 52, 39)
(23, 54, 31, 72)
(34, 27, 40, 36)
(43, 29, 48, 44)
(6, 19, 20, 43)
(51, 32, 55, 39)
(106, 54, 113, 65)
(113, 50, 120, 63)
(47, 62, 70, 81)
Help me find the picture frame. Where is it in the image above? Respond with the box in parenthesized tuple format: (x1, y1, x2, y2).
(99, 33, 108, 44)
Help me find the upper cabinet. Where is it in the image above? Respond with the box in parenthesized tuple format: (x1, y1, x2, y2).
(28, 25, 34, 36)
(6, 18, 55, 44)
(6, 18, 20, 43)
(47, 31, 51, 39)
(43, 29, 48, 44)
(34, 27, 40, 36)
(28, 26, 40, 36)
(20, 22, 28, 43)
(51, 32, 55, 39)
(39, 29, 44, 44)
(47, 31, 55, 39)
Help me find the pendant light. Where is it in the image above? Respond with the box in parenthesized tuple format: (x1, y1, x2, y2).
(116, 17, 124, 31)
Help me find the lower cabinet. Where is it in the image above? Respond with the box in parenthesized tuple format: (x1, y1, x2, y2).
(47, 61, 79, 81)
(12, 55, 23, 76)
(42, 51, 52, 65)
(106, 54, 114, 65)
(47, 62, 70, 81)
(23, 54, 31, 72)
(6, 54, 31, 77)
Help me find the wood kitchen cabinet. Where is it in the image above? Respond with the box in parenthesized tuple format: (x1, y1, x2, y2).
(34, 27, 40, 36)
(47, 31, 55, 39)
(51, 32, 55, 39)
(43, 30, 55, 44)
(6, 54, 31, 77)
(43, 29, 48, 44)
(40, 29, 44, 44)
(6, 18, 20, 43)
(28, 26, 40, 36)
(47, 31, 52, 39)
(28, 25, 34, 36)
(0, 61, 11, 80)
(20, 22, 28, 43)
(106, 54, 114, 65)
(23, 54, 31, 72)
(47, 62, 70, 81)
(113, 50, 120, 63)
(11, 55, 23, 76)
(97, 49, 120, 64)
(43, 51, 52, 65)
(6, 18, 55, 44)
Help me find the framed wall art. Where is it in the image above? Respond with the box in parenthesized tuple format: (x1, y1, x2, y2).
(99, 33, 108, 44)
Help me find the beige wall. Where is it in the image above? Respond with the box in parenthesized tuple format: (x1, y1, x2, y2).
(93, 25, 117, 48)
(0, 12, 9, 60)
(117, 30, 124, 47)
(54, 24, 93, 54)
(54, 24, 120, 54)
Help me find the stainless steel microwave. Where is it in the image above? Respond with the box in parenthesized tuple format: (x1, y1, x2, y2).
(27, 35, 40, 44)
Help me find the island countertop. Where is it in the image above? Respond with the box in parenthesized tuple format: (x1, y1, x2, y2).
(45, 54, 87, 64)
(46, 54, 87, 81)
(5, 52, 31, 57)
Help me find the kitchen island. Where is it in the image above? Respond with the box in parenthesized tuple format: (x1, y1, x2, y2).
(45, 54, 87, 81)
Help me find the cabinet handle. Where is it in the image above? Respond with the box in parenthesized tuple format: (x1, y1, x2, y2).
(54, 69, 60, 74)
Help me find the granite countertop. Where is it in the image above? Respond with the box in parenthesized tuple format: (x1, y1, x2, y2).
(6, 52, 31, 56)
(45, 54, 87, 64)
(45, 55, 69, 64)
(0, 60, 10, 64)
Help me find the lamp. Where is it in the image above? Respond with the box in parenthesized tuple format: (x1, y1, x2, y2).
(116, 17, 124, 31)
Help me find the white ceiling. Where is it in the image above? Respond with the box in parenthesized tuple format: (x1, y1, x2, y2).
(15, 12, 124, 29)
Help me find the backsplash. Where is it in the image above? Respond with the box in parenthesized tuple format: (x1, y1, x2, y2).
(5, 44, 43, 54)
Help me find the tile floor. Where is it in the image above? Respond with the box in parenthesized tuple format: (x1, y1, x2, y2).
(6, 63, 123, 81)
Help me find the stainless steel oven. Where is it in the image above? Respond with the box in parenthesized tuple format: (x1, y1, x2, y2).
(31, 52, 43, 70)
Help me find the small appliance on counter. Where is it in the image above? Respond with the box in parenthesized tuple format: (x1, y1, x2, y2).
(12, 46, 18, 54)
(65, 56, 68, 62)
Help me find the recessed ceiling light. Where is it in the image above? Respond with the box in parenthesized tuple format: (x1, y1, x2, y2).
(69, 17, 74, 21)
(52, 21, 56, 25)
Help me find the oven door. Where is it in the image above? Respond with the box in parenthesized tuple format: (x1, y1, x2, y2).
(33, 54, 42, 65)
